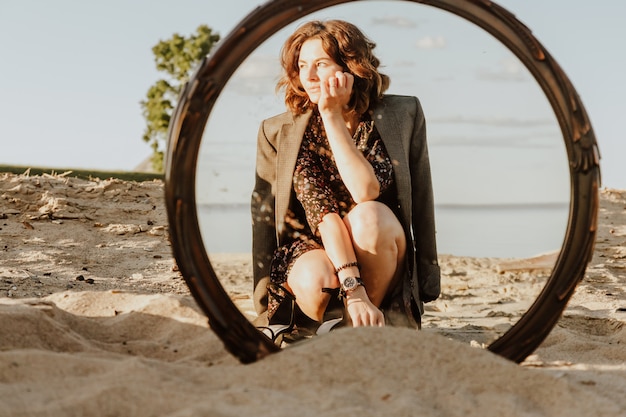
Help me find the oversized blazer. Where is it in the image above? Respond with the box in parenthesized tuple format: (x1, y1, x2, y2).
(251, 94, 440, 328)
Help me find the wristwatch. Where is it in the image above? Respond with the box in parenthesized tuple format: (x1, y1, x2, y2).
(341, 277, 365, 294)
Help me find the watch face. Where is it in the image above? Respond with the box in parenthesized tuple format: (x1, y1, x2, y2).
(343, 277, 357, 290)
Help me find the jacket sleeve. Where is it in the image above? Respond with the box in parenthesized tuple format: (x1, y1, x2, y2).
(251, 119, 278, 316)
(409, 96, 441, 303)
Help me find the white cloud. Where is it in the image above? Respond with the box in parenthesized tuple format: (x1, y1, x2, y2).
(429, 132, 561, 148)
(371, 16, 417, 28)
(391, 60, 416, 68)
(415, 35, 446, 49)
(477, 57, 528, 82)
(429, 115, 555, 128)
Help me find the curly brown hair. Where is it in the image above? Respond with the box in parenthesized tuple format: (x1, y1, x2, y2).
(277, 20, 390, 115)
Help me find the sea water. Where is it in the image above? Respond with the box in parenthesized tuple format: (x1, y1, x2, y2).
(197, 202, 569, 259)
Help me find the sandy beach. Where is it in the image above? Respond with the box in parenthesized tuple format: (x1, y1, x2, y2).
(1, 172, 624, 416)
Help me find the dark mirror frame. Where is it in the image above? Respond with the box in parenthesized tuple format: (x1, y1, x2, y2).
(164, 0, 600, 364)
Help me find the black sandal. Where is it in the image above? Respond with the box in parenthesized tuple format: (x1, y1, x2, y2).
(257, 283, 297, 346)
(258, 285, 346, 344)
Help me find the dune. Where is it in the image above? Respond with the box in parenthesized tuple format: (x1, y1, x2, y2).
(0, 172, 624, 416)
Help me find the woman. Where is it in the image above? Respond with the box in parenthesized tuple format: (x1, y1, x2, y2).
(251, 20, 440, 342)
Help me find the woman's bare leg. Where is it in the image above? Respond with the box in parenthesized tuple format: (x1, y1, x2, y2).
(317, 212, 385, 326)
(285, 208, 399, 326)
(285, 249, 336, 322)
(343, 201, 406, 306)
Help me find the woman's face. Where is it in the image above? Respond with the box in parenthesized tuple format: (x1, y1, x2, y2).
(298, 37, 344, 104)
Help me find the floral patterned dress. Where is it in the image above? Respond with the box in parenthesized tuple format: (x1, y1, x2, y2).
(268, 110, 395, 287)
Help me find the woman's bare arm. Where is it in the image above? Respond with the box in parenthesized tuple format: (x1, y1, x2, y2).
(317, 71, 380, 203)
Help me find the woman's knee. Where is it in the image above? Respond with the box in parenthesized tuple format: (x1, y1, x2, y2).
(287, 251, 336, 295)
(345, 202, 403, 247)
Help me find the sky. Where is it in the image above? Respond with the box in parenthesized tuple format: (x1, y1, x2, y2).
(1, 0, 624, 196)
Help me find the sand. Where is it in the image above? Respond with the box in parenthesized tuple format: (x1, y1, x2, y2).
(0, 172, 624, 416)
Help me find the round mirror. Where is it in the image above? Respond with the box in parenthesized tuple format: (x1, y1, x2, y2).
(165, 0, 600, 364)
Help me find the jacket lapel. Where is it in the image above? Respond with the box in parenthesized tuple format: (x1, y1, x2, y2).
(275, 111, 311, 239)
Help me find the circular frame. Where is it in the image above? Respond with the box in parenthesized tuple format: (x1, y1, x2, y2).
(164, 0, 600, 364)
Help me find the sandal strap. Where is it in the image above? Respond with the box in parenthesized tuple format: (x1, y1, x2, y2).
(316, 317, 344, 335)
(257, 323, 293, 342)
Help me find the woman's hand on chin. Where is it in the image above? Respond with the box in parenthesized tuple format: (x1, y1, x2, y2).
(318, 71, 354, 114)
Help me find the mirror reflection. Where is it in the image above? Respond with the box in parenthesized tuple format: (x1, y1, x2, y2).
(196, 1, 569, 347)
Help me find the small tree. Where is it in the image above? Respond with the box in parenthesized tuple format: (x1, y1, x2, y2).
(141, 24, 220, 172)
